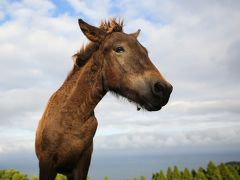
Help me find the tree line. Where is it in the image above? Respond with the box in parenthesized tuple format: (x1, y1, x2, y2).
(0, 161, 239, 180)
(151, 161, 240, 180)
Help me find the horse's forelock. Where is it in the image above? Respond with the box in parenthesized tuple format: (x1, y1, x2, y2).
(100, 18, 124, 33)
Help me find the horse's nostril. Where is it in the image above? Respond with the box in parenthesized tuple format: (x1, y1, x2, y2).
(152, 82, 164, 97)
(154, 82, 163, 92)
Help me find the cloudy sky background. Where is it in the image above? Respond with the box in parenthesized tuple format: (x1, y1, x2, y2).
(0, 0, 240, 178)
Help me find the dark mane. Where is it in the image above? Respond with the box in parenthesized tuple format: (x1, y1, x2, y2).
(73, 42, 99, 68)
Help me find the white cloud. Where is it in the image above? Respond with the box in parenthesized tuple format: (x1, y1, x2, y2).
(3, 0, 55, 20)
(66, 0, 111, 22)
(0, 1, 88, 90)
(94, 126, 240, 151)
(0, 128, 34, 154)
(0, 88, 51, 129)
(93, 93, 240, 153)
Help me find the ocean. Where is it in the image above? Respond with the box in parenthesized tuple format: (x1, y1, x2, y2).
(88, 150, 240, 180)
(0, 150, 239, 180)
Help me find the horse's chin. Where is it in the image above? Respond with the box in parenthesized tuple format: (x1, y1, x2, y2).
(139, 101, 162, 111)
(111, 89, 163, 111)
(129, 97, 163, 111)
(144, 104, 162, 111)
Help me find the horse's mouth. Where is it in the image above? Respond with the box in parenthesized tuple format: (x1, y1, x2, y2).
(141, 99, 163, 111)
(113, 88, 169, 111)
(145, 103, 162, 111)
(125, 95, 162, 111)
(135, 96, 163, 111)
(139, 92, 173, 111)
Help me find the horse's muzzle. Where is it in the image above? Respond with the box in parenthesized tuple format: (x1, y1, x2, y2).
(144, 81, 173, 111)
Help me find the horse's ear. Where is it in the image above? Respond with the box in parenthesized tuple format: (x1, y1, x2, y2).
(130, 29, 141, 39)
(78, 19, 107, 43)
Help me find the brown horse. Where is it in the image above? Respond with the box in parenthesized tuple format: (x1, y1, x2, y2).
(35, 19, 172, 180)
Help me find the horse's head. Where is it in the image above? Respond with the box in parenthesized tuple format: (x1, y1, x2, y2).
(78, 19, 172, 111)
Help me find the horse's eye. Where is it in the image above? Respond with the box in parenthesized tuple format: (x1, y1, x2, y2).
(115, 46, 124, 53)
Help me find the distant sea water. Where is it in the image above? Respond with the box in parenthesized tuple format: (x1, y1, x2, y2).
(0, 150, 239, 180)
(89, 150, 240, 180)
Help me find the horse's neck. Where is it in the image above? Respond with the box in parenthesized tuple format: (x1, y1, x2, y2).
(59, 54, 105, 121)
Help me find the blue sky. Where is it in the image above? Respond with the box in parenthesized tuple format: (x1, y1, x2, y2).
(0, 0, 240, 177)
